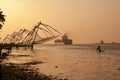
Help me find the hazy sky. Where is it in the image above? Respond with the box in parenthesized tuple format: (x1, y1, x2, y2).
(0, 0, 120, 44)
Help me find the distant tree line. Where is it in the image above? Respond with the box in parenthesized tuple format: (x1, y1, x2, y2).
(0, 9, 5, 29)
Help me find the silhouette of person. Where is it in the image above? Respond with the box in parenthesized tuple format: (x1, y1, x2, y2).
(96, 45, 102, 52)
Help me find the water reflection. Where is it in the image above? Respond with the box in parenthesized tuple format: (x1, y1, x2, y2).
(3, 44, 120, 80)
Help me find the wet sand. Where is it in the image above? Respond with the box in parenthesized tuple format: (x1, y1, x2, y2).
(1, 63, 58, 80)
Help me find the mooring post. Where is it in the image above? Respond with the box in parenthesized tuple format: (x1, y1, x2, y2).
(31, 42, 34, 50)
(0, 44, 2, 56)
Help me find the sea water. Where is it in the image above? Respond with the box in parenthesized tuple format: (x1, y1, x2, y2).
(3, 44, 120, 80)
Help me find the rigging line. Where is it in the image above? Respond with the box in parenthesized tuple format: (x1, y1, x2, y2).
(36, 32, 42, 39)
(35, 36, 58, 44)
(40, 23, 54, 35)
(21, 27, 36, 43)
(29, 27, 39, 43)
(15, 31, 26, 43)
(39, 28, 48, 37)
(41, 22, 61, 34)
(1, 34, 9, 43)
(14, 29, 25, 43)
(38, 27, 53, 37)
(23, 27, 38, 45)
(33, 28, 39, 43)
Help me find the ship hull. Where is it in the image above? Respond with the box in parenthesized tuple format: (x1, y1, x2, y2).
(54, 39, 72, 45)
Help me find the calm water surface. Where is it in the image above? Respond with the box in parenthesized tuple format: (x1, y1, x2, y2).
(3, 44, 120, 80)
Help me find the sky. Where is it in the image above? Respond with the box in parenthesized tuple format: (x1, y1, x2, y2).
(0, 0, 120, 44)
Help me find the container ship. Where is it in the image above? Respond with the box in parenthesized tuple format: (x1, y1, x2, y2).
(54, 34, 72, 45)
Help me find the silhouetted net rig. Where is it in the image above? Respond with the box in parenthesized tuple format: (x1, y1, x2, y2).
(1, 22, 61, 53)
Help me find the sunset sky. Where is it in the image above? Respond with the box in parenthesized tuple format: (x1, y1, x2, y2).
(0, 0, 120, 44)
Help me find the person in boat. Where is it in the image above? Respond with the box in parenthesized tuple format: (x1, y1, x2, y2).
(96, 45, 102, 52)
